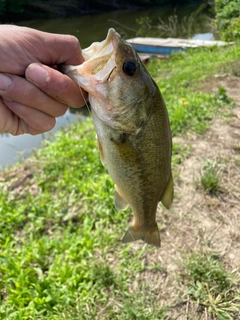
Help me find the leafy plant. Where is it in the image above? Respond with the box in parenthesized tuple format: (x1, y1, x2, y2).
(216, 86, 233, 104)
(172, 142, 191, 165)
(215, 0, 240, 41)
(200, 159, 223, 194)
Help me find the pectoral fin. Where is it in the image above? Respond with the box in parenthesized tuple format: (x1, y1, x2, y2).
(161, 174, 174, 209)
(110, 133, 140, 167)
(122, 224, 161, 247)
(114, 186, 129, 210)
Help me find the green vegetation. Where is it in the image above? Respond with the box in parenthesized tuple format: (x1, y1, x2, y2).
(215, 0, 240, 41)
(136, 3, 210, 38)
(200, 159, 223, 194)
(184, 252, 240, 318)
(0, 0, 25, 16)
(1, 41, 240, 318)
(135, 0, 240, 42)
(148, 45, 235, 135)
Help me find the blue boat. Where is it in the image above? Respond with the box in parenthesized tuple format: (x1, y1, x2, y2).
(126, 37, 232, 56)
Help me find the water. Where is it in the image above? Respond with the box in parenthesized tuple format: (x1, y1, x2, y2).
(0, 110, 84, 167)
(19, 5, 213, 46)
(0, 5, 214, 168)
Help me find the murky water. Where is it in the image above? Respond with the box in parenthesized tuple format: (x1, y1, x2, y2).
(0, 5, 214, 168)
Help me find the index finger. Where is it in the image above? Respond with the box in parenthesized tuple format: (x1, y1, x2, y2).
(26, 63, 88, 108)
(0, 26, 85, 74)
(40, 33, 85, 66)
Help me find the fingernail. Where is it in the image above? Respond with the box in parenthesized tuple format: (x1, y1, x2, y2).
(0, 74, 12, 91)
(26, 64, 49, 85)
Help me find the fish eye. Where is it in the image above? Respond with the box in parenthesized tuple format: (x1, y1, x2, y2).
(122, 60, 138, 76)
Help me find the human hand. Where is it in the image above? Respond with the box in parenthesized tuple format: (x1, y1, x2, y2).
(0, 25, 87, 135)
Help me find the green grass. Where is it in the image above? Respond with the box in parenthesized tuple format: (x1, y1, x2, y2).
(199, 159, 224, 195)
(148, 45, 236, 135)
(183, 252, 240, 318)
(0, 120, 167, 319)
(172, 141, 192, 165)
(1, 42, 240, 318)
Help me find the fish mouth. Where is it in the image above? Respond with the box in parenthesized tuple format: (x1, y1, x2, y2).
(82, 28, 120, 62)
(68, 28, 121, 83)
(60, 28, 121, 92)
(60, 28, 124, 105)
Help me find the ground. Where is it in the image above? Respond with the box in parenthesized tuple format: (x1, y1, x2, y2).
(0, 74, 240, 319)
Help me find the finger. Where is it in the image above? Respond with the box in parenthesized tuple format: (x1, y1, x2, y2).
(0, 73, 68, 117)
(33, 30, 84, 66)
(0, 98, 19, 134)
(0, 26, 85, 74)
(3, 99, 56, 135)
(26, 63, 88, 108)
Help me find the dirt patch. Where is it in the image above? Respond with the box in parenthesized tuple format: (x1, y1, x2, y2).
(170, 75, 240, 266)
(0, 160, 40, 198)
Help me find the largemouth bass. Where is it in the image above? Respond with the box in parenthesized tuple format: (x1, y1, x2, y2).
(62, 28, 173, 247)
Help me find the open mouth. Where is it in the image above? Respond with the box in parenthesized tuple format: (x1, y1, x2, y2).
(59, 28, 122, 95)
(82, 28, 120, 62)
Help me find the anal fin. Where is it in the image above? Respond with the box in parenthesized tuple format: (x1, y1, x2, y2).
(114, 186, 129, 211)
(161, 174, 174, 209)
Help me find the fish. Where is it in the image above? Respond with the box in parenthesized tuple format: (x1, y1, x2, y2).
(61, 28, 173, 247)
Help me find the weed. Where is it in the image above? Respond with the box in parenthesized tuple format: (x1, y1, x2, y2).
(216, 86, 233, 105)
(221, 60, 240, 77)
(200, 159, 224, 194)
(183, 252, 239, 319)
(172, 142, 192, 165)
(200, 170, 220, 194)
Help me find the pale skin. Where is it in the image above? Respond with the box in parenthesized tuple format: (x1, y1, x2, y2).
(0, 25, 87, 135)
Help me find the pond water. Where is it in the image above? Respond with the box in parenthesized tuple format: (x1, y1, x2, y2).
(0, 4, 214, 168)
(0, 110, 86, 168)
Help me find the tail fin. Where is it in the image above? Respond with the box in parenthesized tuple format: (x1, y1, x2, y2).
(122, 224, 161, 247)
